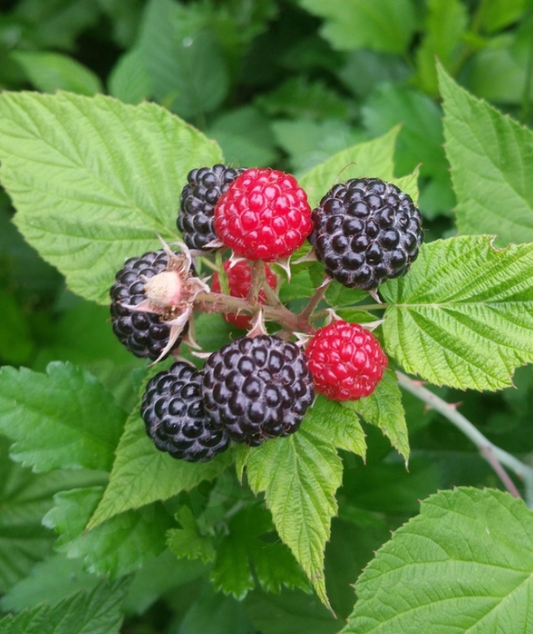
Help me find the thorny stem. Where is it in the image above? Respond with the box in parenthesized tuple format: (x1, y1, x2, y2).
(297, 278, 331, 324)
(397, 371, 533, 507)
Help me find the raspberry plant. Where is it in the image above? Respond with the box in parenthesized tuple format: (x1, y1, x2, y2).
(1, 2, 533, 633)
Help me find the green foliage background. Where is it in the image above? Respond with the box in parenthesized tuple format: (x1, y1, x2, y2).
(0, 0, 533, 632)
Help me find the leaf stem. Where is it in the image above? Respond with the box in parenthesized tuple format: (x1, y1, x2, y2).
(396, 371, 533, 507)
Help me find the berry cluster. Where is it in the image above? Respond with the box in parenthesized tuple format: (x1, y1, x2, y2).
(109, 164, 424, 462)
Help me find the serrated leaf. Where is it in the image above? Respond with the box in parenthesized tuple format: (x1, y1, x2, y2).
(0, 437, 105, 594)
(11, 51, 103, 96)
(245, 415, 344, 610)
(381, 236, 533, 390)
(87, 405, 229, 529)
(167, 506, 216, 563)
(342, 488, 533, 633)
(391, 168, 420, 204)
(0, 579, 129, 634)
(0, 91, 223, 303)
(43, 487, 173, 578)
(137, 0, 229, 117)
(348, 369, 409, 460)
(0, 363, 126, 473)
(438, 63, 533, 245)
(210, 505, 309, 599)
(298, 0, 417, 54)
(299, 126, 400, 207)
(305, 396, 366, 458)
(107, 48, 151, 105)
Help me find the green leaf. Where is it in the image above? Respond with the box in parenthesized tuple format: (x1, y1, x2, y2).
(465, 24, 533, 105)
(325, 282, 367, 307)
(0, 579, 129, 634)
(167, 506, 216, 563)
(479, 0, 527, 33)
(305, 396, 366, 458)
(413, 0, 468, 94)
(107, 48, 151, 105)
(256, 77, 349, 120)
(87, 405, 229, 529)
(43, 487, 173, 578)
(0, 91, 223, 303)
(342, 488, 533, 633)
(245, 414, 345, 610)
(137, 0, 229, 117)
(210, 505, 310, 599)
(362, 84, 448, 179)
(297, 0, 417, 54)
(244, 588, 338, 634)
(0, 436, 105, 593)
(0, 289, 33, 364)
(179, 582, 254, 634)
(0, 554, 99, 613)
(0, 363, 126, 473)
(381, 236, 533, 390)
(32, 300, 139, 371)
(299, 126, 400, 207)
(348, 369, 409, 460)
(271, 118, 366, 175)
(438, 63, 533, 245)
(11, 51, 103, 96)
(208, 105, 278, 168)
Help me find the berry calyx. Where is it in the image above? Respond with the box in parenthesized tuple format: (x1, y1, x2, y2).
(305, 320, 387, 401)
(141, 362, 230, 462)
(109, 243, 208, 362)
(211, 260, 278, 330)
(178, 164, 245, 251)
(309, 177, 423, 290)
(202, 335, 314, 446)
(214, 168, 313, 261)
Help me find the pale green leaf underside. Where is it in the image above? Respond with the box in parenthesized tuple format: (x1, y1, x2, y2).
(348, 368, 409, 460)
(299, 126, 399, 208)
(0, 362, 126, 473)
(245, 413, 344, 610)
(342, 487, 533, 634)
(87, 409, 228, 529)
(0, 579, 129, 634)
(0, 91, 223, 303)
(438, 64, 533, 245)
(381, 236, 533, 390)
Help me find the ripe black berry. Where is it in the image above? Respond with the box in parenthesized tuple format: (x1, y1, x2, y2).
(141, 362, 230, 462)
(178, 164, 245, 251)
(110, 249, 188, 360)
(309, 177, 423, 290)
(202, 335, 314, 446)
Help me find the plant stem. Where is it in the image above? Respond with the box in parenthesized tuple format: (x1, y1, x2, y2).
(396, 371, 533, 507)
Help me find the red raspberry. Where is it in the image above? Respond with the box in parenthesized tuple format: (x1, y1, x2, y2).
(211, 260, 277, 330)
(305, 321, 387, 401)
(214, 168, 313, 261)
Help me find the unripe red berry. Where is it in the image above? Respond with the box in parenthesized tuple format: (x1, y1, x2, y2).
(305, 321, 387, 401)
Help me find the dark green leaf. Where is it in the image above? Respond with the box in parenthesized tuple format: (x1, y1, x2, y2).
(0, 579, 129, 634)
